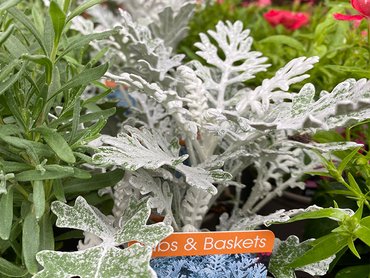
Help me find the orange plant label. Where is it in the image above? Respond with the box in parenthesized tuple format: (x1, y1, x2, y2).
(151, 230, 275, 258)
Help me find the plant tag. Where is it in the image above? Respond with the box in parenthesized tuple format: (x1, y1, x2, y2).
(150, 230, 275, 277)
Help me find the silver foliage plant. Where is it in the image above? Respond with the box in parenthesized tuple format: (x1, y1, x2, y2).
(63, 1, 370, 277)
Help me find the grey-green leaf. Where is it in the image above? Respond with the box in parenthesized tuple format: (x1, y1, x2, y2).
(0, 257, 27, 277)
(66, 0, 103, 22)
(33, 181, 45, 220)
(22, 211, 40, 274)
(49, 1, 66, 45)
(34, 126, 75, 163)
(16, 165, 75, 181)
(0, 186, 13, 240)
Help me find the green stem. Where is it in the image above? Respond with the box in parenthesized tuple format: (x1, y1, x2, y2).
(345, 127, 351, 142)
(293, 0, 301, 12)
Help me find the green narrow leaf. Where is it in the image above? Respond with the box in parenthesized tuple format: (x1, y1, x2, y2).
(63, 168, 124, 194)
(338, 148, 361, 175)
(71, 117, 107, 146)
(57, 29, 119, 60)
(52, 179, 65, 202)
(286, 208, 351, 223)
(72, 168, 91, 179)
(22, 211, 40, 274)
(21, 54, 53, 84)
(49, 1, 66, 45)
(360, 215, 370, 227)
(47, 65, 61, 101)
(43, 14, 54, 55)
(354, 225, 370, 246)
(66, 0, 103, 22)
(336, 265, 370, 278)
(75, 107, 115, 125)
(0, 62, 26, 96)
(69, 99, 81, 144)
(31, 98, 44, 126)
(289, 233, 348, 268)
(0, 124, 19, 136)
(63, 0, 71, 13)
(347, 173, 363, 195)
(39, 213, 54, 251)
(2, 161, 33, 172)
(259, 35, 305, 52)
(4, 35, 28, 58)
(0, 0, 21, 11)
(83, 88, 112, 105)
(0, 136, 54, 158)
(33, 181, 45, 220)
(47, 63, 109, 102)
(8, 7, 47, 55)
(0, 24, 15, 47)
(347, 237, 361, 259)
(0, 257, 27, 277)
(0, 60, 20, 85)
(16, 165, 75, 182)
(0, 186, 13, 240)
(34, 126, 75, 163)
(32, 3, 44, 34)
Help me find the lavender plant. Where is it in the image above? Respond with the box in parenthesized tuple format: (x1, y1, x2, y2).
(0, 0, 172, 277)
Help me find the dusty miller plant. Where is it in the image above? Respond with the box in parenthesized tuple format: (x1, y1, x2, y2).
(64, 0, 370, 277)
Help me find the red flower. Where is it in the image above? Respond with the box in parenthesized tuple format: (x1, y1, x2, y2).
(334, 0, 370, 21)
(264, 9, 309, 30)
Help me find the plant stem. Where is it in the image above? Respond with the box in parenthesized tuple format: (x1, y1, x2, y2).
(293, 0, 301, 12)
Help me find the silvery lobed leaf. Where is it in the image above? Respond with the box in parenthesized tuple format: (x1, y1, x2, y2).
(105, 72, 169, 103)
(117, 10, 184, 82)
(149, 3, 194, 49)
(93, 126, 227, 194)
(129, 169, 174, 224)
(283, 141, 364, 152)
(192, 20, 269, 113)
(33, 196, 172, 278)
(181, 187, 212, 229)
(269, 236, 335, 278)
(118, 0, 194, 25)
(237, 56, 319, 117)
(195, 20, 268, 83)
(274, 79, 370, 130)
(34, 244, 154, 278)
(229, 205, 353, 231)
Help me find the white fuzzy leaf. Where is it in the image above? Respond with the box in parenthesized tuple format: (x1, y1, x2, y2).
(34, 196, 172, 278)
(181, 187, 212, 228)
(93, 126, 222, 194)
(129, 170, 174, 223)
(195, 21, 268, 81)
(237, 57, 319, 116)
(274, 79, 370, 130)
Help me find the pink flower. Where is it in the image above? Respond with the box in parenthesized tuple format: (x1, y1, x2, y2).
(241, 0, 271, 7)
(257, 0, 271, 7)
(264, 9, 310, 30)
(334, 0, 370, 21)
